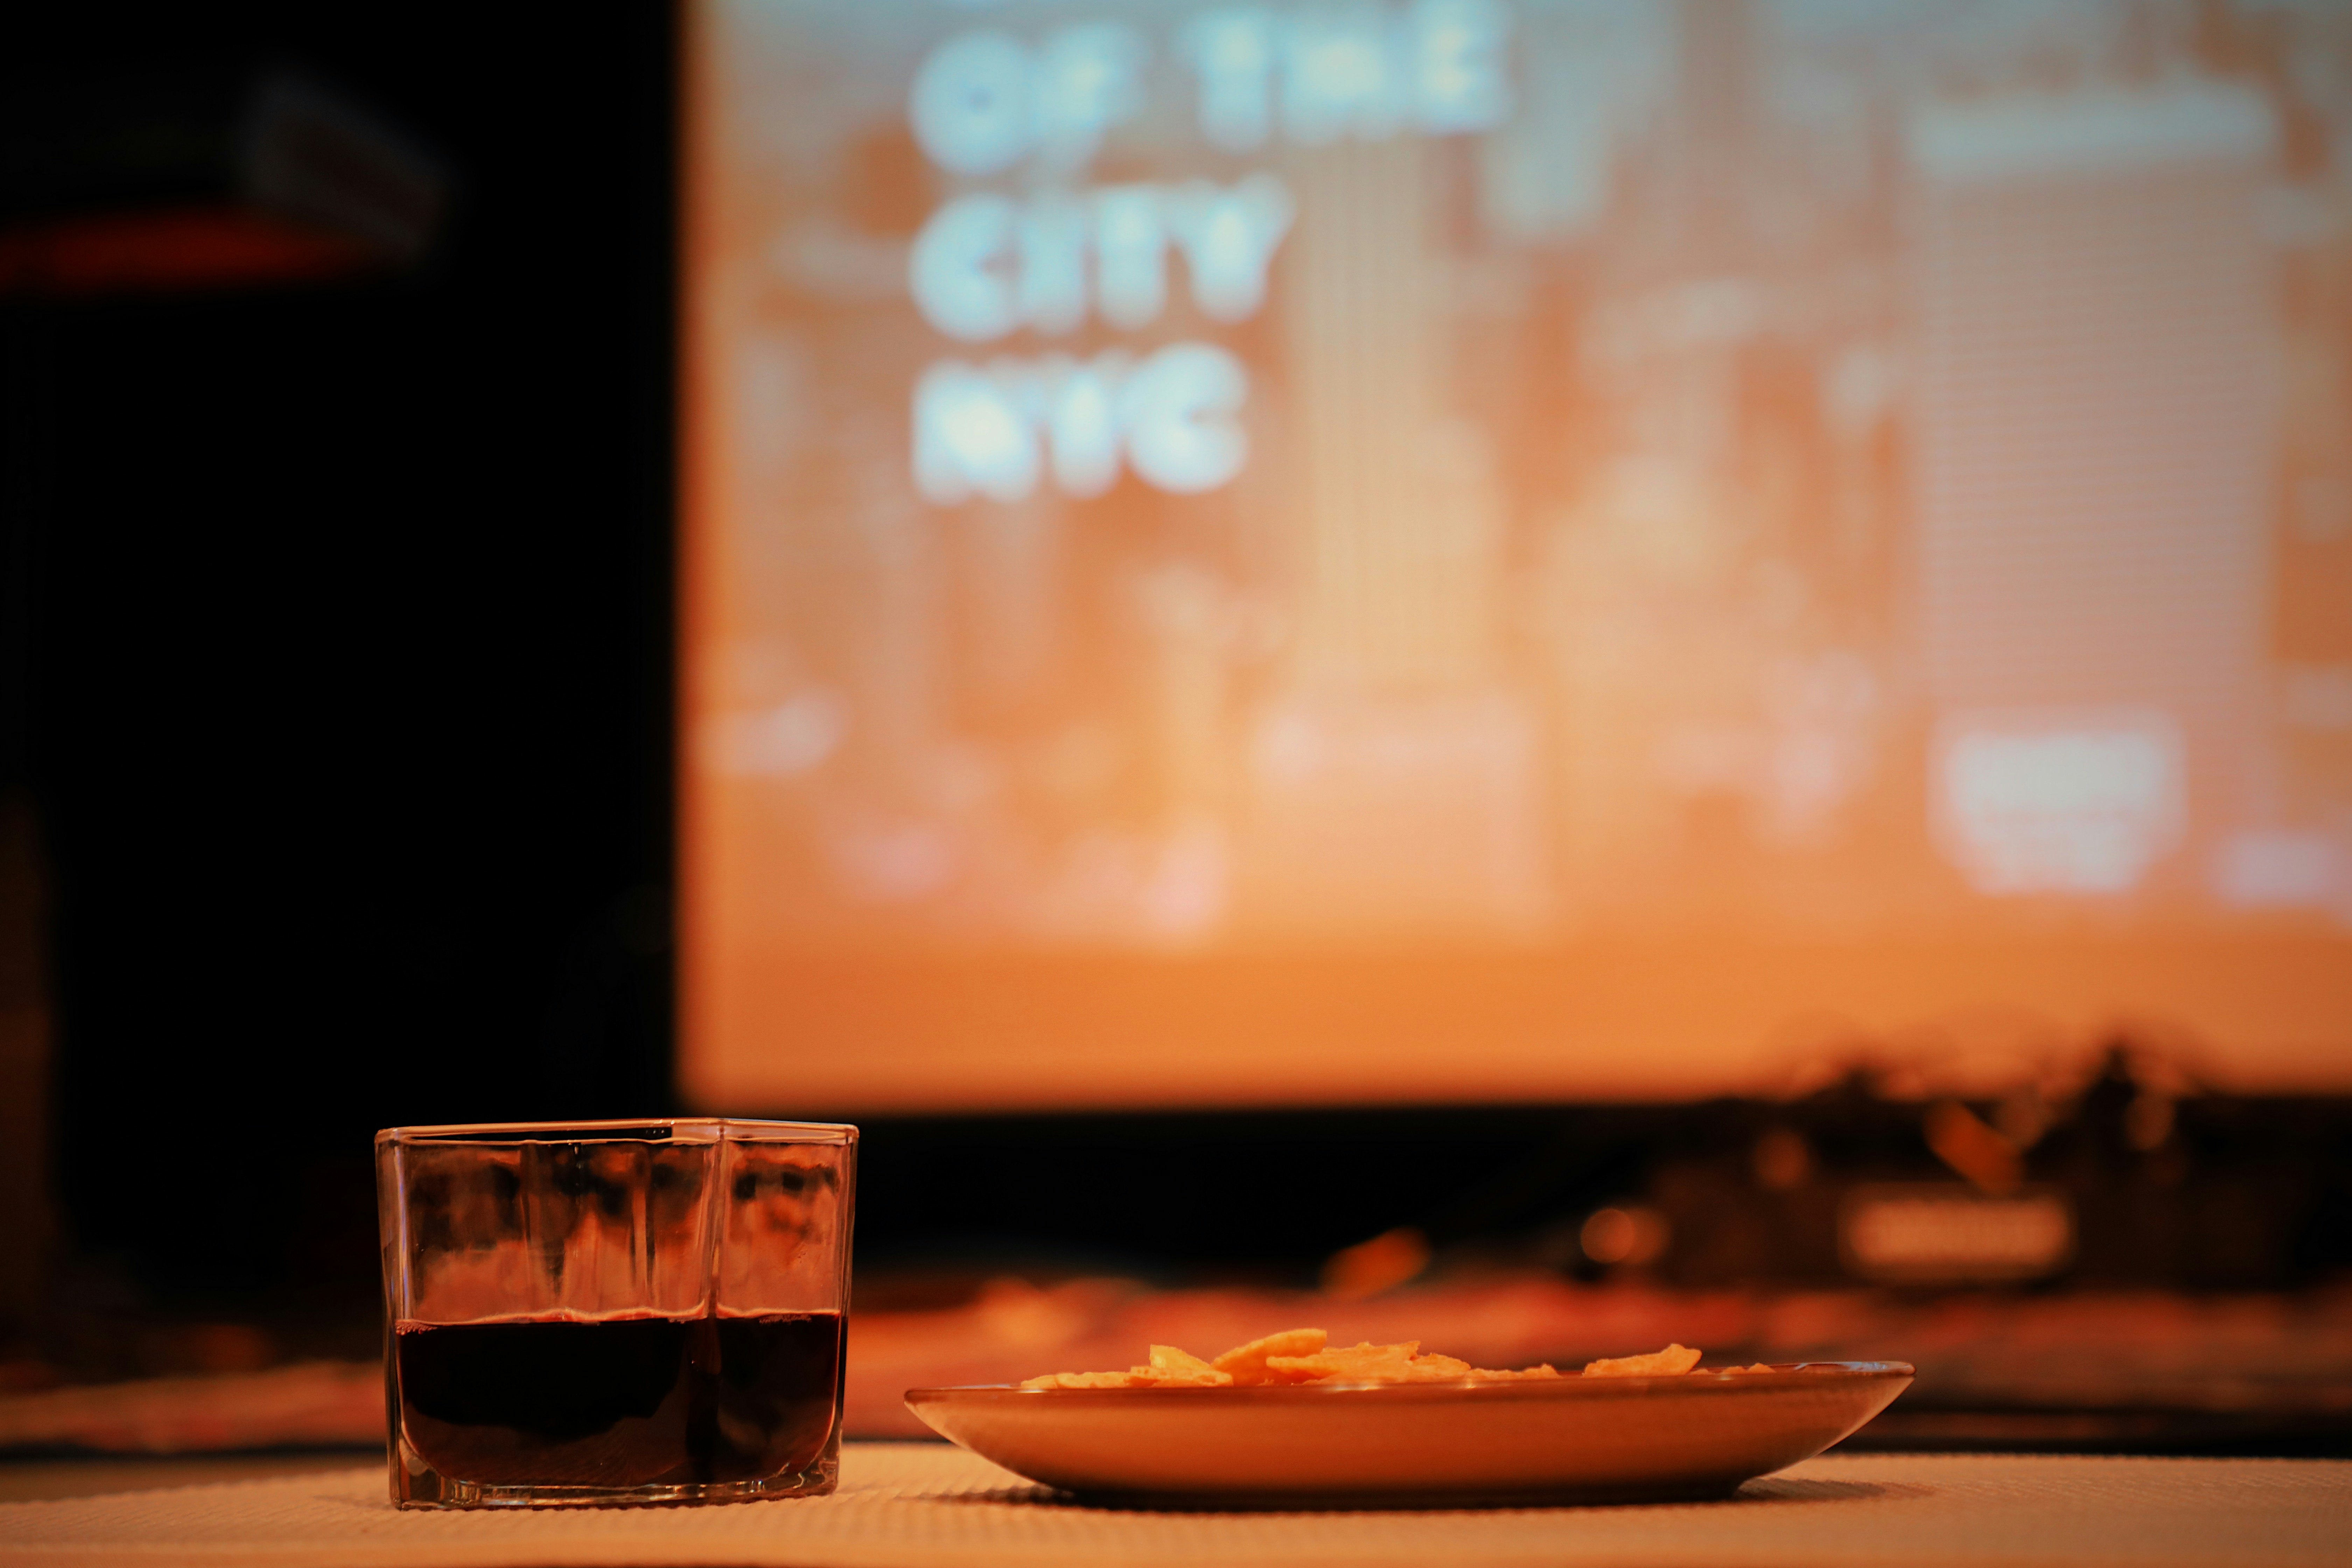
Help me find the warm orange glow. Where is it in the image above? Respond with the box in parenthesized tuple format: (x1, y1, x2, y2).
(682, 937, 2352, 1113)
(681, 2, 2352, 1112)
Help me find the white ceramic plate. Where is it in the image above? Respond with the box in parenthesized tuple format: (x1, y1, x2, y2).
(906, 1362, 1913, 1507)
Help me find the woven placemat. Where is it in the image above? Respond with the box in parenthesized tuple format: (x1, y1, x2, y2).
(0, 1442, 2344, 1568)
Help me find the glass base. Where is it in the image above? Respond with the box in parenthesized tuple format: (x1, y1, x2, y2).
(391, 1439, 840, 1508)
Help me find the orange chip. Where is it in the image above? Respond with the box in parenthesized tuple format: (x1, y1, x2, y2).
(1388, 1352, 1475, 1383)
(1026, 1335, 1578, 1389)
(1582, 1343, 1703, 1378)
(1019, 1370, 1154, 1389)
(1266, 1339, 1419, 1383)
(1724, 1362, 1778, 1374)
(1263, 1340, 1490, 1385)
(1140, 1344, 1233, 1387)
(1211, 1327, 1329, 1386)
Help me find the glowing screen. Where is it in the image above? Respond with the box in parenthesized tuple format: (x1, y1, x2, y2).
(684, 1, 2352, 1111)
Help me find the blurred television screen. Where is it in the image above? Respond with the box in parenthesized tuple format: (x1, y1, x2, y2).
(680, 0, 2352, 1112)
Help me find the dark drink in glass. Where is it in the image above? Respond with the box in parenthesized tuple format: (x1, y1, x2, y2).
(376, 1120, 857, 1507)
(394, 1311, 845, 1488)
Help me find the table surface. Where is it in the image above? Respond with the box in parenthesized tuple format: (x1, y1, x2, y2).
(0, 1441, 2345, 1568)
(0, 1451, 371, 1503)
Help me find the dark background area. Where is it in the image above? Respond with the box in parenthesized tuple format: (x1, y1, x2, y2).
(4, 4, 680, 1327)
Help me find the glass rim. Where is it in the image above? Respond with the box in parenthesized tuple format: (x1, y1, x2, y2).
(375, 1117, 857, 1148)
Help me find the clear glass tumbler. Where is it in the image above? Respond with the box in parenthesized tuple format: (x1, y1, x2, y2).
(376, 1118, 857, 1507)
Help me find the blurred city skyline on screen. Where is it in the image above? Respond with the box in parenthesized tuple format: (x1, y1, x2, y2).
(681, 0, 2352, 1108)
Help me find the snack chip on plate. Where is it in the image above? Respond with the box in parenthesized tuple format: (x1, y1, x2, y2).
(1267, 1340, 1475, 1384)
(1140, 1344, 1231, 1386)
(1211, 1327, 1329, 1386)
(1020, 1331, 1711, 1388)
(1581, 1343, 1703, 1378)
(1022, 1370, 1155, 1390)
